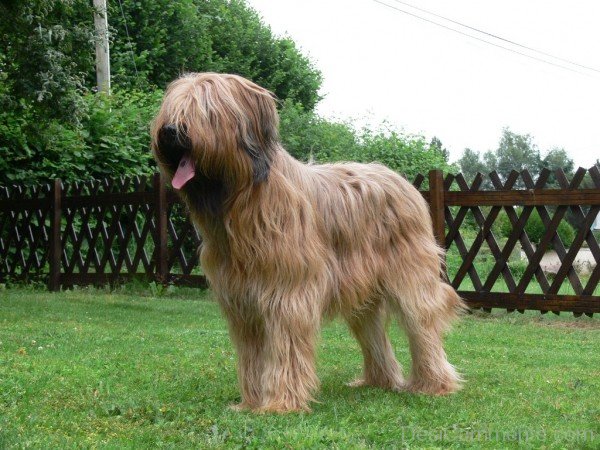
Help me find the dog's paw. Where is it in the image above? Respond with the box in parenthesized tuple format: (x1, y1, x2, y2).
(404, 379, 461, 396)
(346, 377, 406, 391)
(256, 405, 310, 414)
(346, 378, 367, 388)
(228, 402, 252, 412)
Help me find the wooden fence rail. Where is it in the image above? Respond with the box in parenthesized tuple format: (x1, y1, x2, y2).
(1, 169, 599, 315)
(0, 173, 205, 289)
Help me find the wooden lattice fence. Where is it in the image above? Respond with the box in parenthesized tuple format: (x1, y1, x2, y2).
(1, 168, 599, 315)
(0, 173, 204, 289)
(426, 167, 600, 316)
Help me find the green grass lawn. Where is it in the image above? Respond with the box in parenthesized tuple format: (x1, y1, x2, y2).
(1, 286, 599, 449)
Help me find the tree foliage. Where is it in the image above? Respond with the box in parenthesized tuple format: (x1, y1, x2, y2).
(496, 209, 575, 249)
(0, 0, 323, 184)
(457, 128, 576, 187)
(0, 90, 161, 184)
(0, 0, 95, 124)
(107, 0, 322, 109)
(493, 129, 541, 180)
(280, 102, 454, 181)
(457, 148, 487, 186)
(0, 0, 322, 113)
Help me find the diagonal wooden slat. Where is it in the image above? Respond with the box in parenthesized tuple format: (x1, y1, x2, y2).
(454, 174, 517, 293)
(486, 169, 549, 294)
(549, 205, 599, 294)
(572, 166, 600, 295)
(445, 173, 483, 244)
(412, 173, 425, 190)
(453, 171, 520, 291)
(445, 174, 484, 290)
(520, 168, 585, 295)
(0, 183, 52, 279)
(550, 166, 600, 295)
(515, 168, 587, 294)
(489, 172, 550, 294)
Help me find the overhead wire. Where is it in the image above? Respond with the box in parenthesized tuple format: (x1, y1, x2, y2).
(117, 0, 139, 77)
(388, 0, 600, 74)
(372, 0, 599, 79)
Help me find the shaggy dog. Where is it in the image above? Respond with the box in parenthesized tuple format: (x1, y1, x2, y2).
(151, 73, 464, 413)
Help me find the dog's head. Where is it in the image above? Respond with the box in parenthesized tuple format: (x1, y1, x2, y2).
(151, 73, 279, 193)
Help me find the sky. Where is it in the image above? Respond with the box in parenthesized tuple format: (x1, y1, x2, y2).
(246, 0, 600, 168)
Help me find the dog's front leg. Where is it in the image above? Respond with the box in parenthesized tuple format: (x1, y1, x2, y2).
(257, 299, 320, 413)
(224, 313, 265, 411)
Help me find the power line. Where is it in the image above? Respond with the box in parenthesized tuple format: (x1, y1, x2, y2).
(388, 0, 600, 74)
(372, 0, 599, 79)
(117, 0, 138, 77)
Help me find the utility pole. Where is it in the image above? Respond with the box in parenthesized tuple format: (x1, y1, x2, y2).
(93, 0, 110, 93)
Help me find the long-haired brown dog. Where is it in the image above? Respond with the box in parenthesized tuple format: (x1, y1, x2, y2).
(151, 73, 464, 413)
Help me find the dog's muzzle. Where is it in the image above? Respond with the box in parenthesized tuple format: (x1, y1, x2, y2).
(158, 125, 195, 190)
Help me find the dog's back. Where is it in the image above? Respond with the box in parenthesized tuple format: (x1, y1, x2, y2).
(289, 160, 444, 314)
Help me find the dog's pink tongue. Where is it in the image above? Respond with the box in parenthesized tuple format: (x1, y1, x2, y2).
(172, 153, 195, 190)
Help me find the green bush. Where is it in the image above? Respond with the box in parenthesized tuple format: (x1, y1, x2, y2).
(279, 100, 359, 162)
(496, 209, 576, 248)
(346, 126, 453, 182)
(0, 90, 161, 185)
(80, 90, 162, 179)
(493, 210, 510, 238)
(508, 259, 528, 279)
(279, 101, 455, 180)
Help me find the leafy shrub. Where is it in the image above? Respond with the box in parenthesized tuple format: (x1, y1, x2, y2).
(80, 90, 162, 179)
(493, 210, 510, 238)
(496, 209, 576, 248)
(279, 100, 359, 162)
(279, 101, 455, 180)
(0, 90, 161, 185)
(346, 126, 452, 182)
(557, 220, 576, 247)
(508, 259, 528, 279)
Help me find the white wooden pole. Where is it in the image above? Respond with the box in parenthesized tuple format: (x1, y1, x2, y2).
(93, 0, 110, 93)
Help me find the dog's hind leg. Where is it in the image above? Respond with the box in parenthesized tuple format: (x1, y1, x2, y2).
(345, 302, 404, 390)
(258, 297, 320, 413)
(390, 279, 462, 395)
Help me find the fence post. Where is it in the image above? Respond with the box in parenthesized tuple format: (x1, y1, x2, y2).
(48, 179, 62, 291)
(154, 173, 169, 284)
(428, 169, 447, 279)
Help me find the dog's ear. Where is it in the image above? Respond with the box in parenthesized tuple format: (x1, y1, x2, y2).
(248, 149, 270, 184)
(237, 86, 279, 184)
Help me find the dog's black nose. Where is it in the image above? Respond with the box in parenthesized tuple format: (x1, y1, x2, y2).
(158, 124, 191, 154)
(159, 124, 178, 146)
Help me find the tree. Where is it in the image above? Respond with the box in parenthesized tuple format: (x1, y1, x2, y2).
(495, 128, 541, 185)
(0, 0, 95, 124)
(0, 0, 323, 184)
(344, 126, 455, 182)
(108, 0, 322, 109)
(482, 150, 497, 175)
(279, 100, 359, 162)
(429, 136, 450, 162)
(540, 147, 575, 187)
(0, 0, 322, 123)
(279, 103, 454, 180)
(457, 148, 487, 185)
(455, 129, 580, 190)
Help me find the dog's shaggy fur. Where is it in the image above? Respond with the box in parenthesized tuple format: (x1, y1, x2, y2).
(151, 73, 465, 413)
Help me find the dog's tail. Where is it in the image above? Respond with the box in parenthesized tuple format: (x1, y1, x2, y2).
(441, 282, 468, 328)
